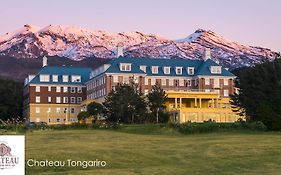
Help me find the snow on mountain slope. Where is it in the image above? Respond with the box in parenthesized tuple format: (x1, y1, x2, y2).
(0, 25, 278, 68)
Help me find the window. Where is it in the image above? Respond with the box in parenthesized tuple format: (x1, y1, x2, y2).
(71, 97, 76, 103)
(210, 66, 222, 74)
(77, 87, 82, 93)
(224, 90, 229, 97)
(39, 74, 50, 82)
(144, 89, 149, 95)
(71, 87, 76, 93)
(52, 75, 58, 82)
(35, 107, 40, 114)
(56, 97, 61, 103)
(63, 97, 68, 103)
(214, 79, 220, 88)
(133, 77, 139, 83)
(187, 67, 194, 75)
(57, 118, 61, 122)
(179, 79, 184, 86)
(175, 67, 182, 75)
(77, 97, 82, 103)
(145, 77, 148, 85)
(62, 75, 69, 82)
(47, 107, 51, 113)
(48, 86, 51, 92)
(162, 79, 166, 86)
(56, 86, 61, 92)
(120, 63, 131, 71)
(185, 80, 191, 87)
(169, 79, 174, 86)
(113, 76, 118, 83)
(151, 66, 158, 74)
(35, 96, 40, 103)
(140, 65, 146, 73)
(56, 107, 61, 113)
(163, 67, 170, 74)
(71, 108, 75, 114)
(63, 87, 68, 93)
(64, 108, 68, 113)
(35, 86, 40, 92)
(151, 78, 156, 85)
(48, 97, 51, 103)
(123, 76, 129, 84)
(71, 75, 81, 82)
(205, 78, 210, 85)
(175, 80, 179, 86)
(224, 79, 229, 86)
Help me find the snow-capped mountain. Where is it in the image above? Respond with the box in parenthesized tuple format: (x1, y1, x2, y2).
(0, 24, 278, 69)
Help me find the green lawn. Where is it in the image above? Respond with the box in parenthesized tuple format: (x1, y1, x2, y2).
(25, 126, 281, 175)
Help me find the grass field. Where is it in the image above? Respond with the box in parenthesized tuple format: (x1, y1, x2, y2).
(25, 125, 281, 175)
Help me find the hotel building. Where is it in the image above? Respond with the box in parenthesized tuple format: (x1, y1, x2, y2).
(24, 48, 242, 124)
(86, 49, 241, 123)
(23, 57, 92, 124)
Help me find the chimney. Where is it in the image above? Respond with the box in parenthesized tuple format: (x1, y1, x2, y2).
(42, 56, 48, 67)
(203, 48, 211, 61)
(116, 43, 124, 57)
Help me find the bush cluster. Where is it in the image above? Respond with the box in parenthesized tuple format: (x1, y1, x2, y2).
(169, 120, 267, 134)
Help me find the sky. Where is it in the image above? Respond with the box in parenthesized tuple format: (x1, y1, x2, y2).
(0, 0, 280, 51)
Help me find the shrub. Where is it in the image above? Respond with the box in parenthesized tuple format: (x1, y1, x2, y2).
(170, 121, 267, 134)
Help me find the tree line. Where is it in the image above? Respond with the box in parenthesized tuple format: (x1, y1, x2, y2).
(79, 83, 168, 124)
(231, 57, 281, 130)
(0, 78, 23, 122)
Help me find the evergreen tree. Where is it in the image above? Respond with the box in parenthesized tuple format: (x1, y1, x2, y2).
(77, 111, 89, 123)
(87, 102, 104, 123)
(0, 78, 23, 122)
(103, 83, 146, 123)
(231, 57, 281, 130)
(147, 84, 167, 124)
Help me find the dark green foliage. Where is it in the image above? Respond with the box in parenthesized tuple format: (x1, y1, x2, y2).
(147, 84, 167, 123)
(170, 121, 267, 134)
(103, 83, 147, 123)
(0, 78, 23, 121)
(230, 58, 281, 130)
(77, 111, 89, 122)
(87, 102, 104, 116)
(143, 112, 169, 123)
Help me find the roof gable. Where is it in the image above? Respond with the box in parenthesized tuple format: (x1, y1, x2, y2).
(28, 66, 92, 85)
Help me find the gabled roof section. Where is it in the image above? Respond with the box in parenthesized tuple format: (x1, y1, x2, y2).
(195, 59, 235, 77)
(104, 57, 203, 77)
(27, 66, 92, 85)
(102, 57, 235, 77)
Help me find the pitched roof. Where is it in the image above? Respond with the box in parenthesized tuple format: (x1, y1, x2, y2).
(27, 66, 92, 85)
(103, 57, 235, 77)
(195, 59, 235, 76)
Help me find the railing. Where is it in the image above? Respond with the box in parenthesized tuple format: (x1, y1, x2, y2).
(164, 88, 217, 93)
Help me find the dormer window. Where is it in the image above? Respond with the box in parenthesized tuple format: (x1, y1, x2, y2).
(120, 63, 131, 71)
(210, 66, 222, 74)
(151, 66, 158, 74)
(71, 75, 81, 82)
(163, 67, 170, 74)
(175, 67, 182, 75)
(62, 75, 69, 82)
(187, 67, 195, 75)
(140, 65, 146, 73)
(52, 75, 58, 82)
(39, 74, 50, 82)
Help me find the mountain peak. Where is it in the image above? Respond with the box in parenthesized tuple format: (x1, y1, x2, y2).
(0, 25, 277, 69)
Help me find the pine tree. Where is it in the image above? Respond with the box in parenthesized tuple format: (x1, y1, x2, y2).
(231, 57, 281, 130)
(147, 84, 167, 124)
(103, 83, 146, 123)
